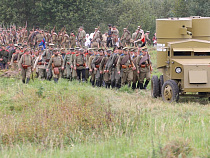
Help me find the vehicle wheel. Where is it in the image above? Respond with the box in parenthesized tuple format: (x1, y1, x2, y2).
(151, 75, 160, 98)
(159, 75, 164, 96)
(162, 80, 179, 103)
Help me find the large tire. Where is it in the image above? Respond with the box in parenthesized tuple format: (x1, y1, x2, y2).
(162, 80, 179, 103)
(159, 75, 164, 97)
(151, 75, 160, 98)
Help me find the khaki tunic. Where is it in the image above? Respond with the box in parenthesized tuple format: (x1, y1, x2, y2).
(47, 54, 63, 78)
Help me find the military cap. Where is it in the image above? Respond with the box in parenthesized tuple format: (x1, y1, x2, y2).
(98, 48, 104, 52)
(24, 48, 30, 52)
(53, 48, 58, 52)
(88, 48, 95, 51)
(112, 26, 116, 28)
(75, 47, 80, 51)
(14, 44, 18, 47)
(106, 49, 112, 53)
(123, 47, 128, 51)
(49, 43, 54, 46)
(79, 48, 84, 52)
(60, 48, 65, 51)
(95, 28, 98, 30)
(141, 46, 148, 51)
(133, 48, 138, 52)
(129, 47, 134, 51)
(18, 43, 22, 46)
(146, 31, 150, 33)
(108, 24, 112, 27)
(118, 46, 123, 50)
(70, 48, 74, 51)
(123, 28, 127, 30)
(19, 46, 23, 49)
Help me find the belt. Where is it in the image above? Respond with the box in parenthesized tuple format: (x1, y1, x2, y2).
(37, 62, 44, 65)
(122, 65, 132, 69)
(76, 63, 85, 67)
(140, 64, 149, 68)
(95, 65, 100, 68)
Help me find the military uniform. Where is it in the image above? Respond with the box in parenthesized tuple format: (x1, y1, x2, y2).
(121, 28, 131, 47)
(88, 49, 96, 86)
(18, 50, 34, 83)
(78, 28, 86, 47)
(91, 28, 100, 48)
(62, 32, 70, 48)
(62, 48, 72, 80)
(51, 32, 57, 45)
(34, 52, 46, 79)
(0, 47, 9, 69)
(112, 27, 119, 47)
(100, 49, 112, 88)
(47, 50, 63, 83)
(107, 48, 121, 88)
(42, 44, 54, 80)
(131, 48, 139, 89)
(132, 29, 143, 47)
(10, 49, 19, 70)
(136, 47, 152, 89)
(35, 32, 44, 48)
(92, 49, 104, 87)
(117, 47, 134, 87)
(70, 33, 76, 48)
(74, 49, 86, 82)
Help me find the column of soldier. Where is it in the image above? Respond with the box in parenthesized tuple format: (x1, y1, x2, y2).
(0, 24, 152, 89)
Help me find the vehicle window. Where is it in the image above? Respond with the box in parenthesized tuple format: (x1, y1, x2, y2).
(194, 52, 210, 56)
(173, 51, 191, 56)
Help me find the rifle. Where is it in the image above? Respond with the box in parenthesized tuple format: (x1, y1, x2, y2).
(31, 67, 34, 81)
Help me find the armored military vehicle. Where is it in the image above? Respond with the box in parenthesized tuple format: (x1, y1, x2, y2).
(151, 16, 210, 102)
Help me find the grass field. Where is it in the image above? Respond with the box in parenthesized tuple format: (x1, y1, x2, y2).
(0, 49, 209, 158)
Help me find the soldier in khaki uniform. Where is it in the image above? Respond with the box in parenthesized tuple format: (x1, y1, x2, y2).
(10, 47, 20, 70)
(132, 28, 144, 47)
(61, 31, 70, 48)
(42, 43, 54, 80)
(131, 48, 139, 89)
(77, 27, 86, 47)
(88, 48, 96, 86)
(91, 28, 100, 48)
(34, 48, 46, 79)
(35, 29, 44, 48)
(18, 49, 34, 83)
(136, 47, 152, 89)
(121, 28, 131, 47)
(70, 47, 78, 80)
(62, 48, 73, 81)
(84, 49, 90, 81)
(70, 32, 76, 48)
(117, 47, 135, 87)
(92, 49, 104, 87)
(111, 26, 119, 47)
(47, 49, 64, 83)
(74, 48, 86, 82)
(100, 49, 112, 88)
(51, 30, 57, 46)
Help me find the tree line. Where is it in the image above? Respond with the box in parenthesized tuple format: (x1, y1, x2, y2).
(0, 0, 209, 38)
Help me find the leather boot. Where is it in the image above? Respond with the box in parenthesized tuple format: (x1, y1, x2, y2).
(26, 78, 30, 84)
(140, 83, 144, 89)
(132, 83, 136, 90)
(111, 82, 115, 88)
(54, 78, 58, 83)
(137, 82, 140, 89)
(144, 80, 150, 89)
(22, 79, 25, 84)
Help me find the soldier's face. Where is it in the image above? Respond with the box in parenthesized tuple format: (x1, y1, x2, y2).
(142, 50, 147, 56)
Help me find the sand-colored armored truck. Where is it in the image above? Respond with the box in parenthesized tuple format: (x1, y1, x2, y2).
(151, 16, 210, 102)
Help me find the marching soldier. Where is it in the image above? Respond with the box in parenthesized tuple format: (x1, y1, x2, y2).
(70, 47, 78, 80)
(0, 44, 9, 69)
(100, 49, 112, 88)
(18, 49, 34, 84)
(131, 48, 139, 89)
(92, 48, 104, 87)
(74, 48, 86, 82)
(57, 31, 63, 48)
(62, 48, 72, 81)
(91, 28, 100, 48)
(117, 47, 135, 87)
(136, 47, 152, 89)
(42, 43, 54, 80)
(84, 48, 90, 81)
(34, 48, 46, 79)
(51, 28, 57, 45)
(47, 49, 64, 83)
(61, 31, 70, 48)
(77, 27, 86, 47)
(88, 48, 96, 86)
(10, 46, 20, 70)
(121, 28, 131, 47)
(107, 24, 112, 48)
(132, 27, 144, 47)
(111, 26, 119, 47)
(70, 32, 76, 48)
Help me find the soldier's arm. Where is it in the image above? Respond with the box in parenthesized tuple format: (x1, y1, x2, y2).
(136, 56, 140, 72)
(47, 57, 53, 69)
(31, 56, 34, 68)
(116, 56, 122, 72)
(62, 55, 67, 68)
(73, 56, 76, 67)
(18, 55, 23, 68)
(99, 57, 105, 71)
(91, 57, 97, 69)
(33, 57, 39, 69)
(60, 55, 64, 66)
